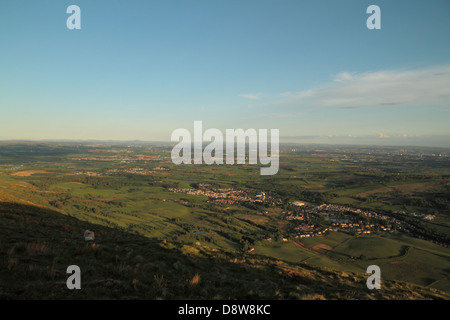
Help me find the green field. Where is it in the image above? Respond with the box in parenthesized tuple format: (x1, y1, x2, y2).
(0, 142, 449, 299)
(253, 241, 316, 263)
(253, 232, 450, 292)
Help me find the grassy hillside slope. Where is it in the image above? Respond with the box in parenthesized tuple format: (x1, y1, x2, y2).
(0, 201, 448, 300)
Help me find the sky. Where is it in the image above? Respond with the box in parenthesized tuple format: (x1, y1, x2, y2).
(1, 0, 449, 146)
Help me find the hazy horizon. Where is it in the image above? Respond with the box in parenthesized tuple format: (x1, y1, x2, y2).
(1, 135, 450, 149)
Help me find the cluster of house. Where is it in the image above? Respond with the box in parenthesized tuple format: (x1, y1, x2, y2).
(106, 167, 155, 175)
(72, 154, 167, 162)
(313, 203, 401, 227)
(168, 186, 445, 246)
(169, 186, 267, 204)
(76, 165, 168, 177)
(285, 211, 306, 221)
(283, 202, 449, 247)
(395, 211, 436, 221)
(294, 223, 326, 238)
(284, 202, 397, 238)
(329, 222, 393, 234)
(289, 221, 393, 238)
(75, 171, 101, 176)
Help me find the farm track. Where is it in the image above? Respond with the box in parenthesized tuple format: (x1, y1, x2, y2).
(291, 240, 317, 254)
(426, 275, 450, 289)
(291, 240, 348, 264)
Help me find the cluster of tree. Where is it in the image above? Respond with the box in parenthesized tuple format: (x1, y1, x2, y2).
(73, 203, 100, 214)
(401, 194, 450, 210)
(256, 181, 337, 204)
(382, 210, 450, 245)
(28, 174, 136, 190)
(48, 192, 76, 208)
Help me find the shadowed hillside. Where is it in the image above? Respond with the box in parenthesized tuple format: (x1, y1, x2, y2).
(0, 201, 448, 300)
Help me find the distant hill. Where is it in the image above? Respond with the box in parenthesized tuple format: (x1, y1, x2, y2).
(0, 201, 448, 300)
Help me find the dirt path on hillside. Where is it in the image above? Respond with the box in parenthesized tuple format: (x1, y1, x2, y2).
(291, 240, 351, 264)
(291, 240, 318, 254)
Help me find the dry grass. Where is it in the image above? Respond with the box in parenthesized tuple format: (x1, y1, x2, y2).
(302, 293, 326, 300)
(312, 243, 333, 251)
(49, 261, 56, 279)
(302, 184, 324, 189)
(189, 273, 200, 286)
(7, 258, 17, 270)
(10, 170, 47, 177)
(7, 246, 15, 255)
(26, 242, 47, 253)
(154, 274, 165, 289)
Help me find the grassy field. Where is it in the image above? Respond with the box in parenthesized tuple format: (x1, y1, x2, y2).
(253, 241, 316, 263)
(0, 142, 449, 299)
(1, 201, 448, 300)
(252, 232, 450, 292)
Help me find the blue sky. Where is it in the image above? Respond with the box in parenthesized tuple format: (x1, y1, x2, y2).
(1, 0, 449, 146)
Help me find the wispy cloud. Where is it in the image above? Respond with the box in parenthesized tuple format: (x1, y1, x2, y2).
(260, 112, 303, 118)
(239, 93, 263, 100)
(279, 65, 450, 109)
(280, 133, 450, 147)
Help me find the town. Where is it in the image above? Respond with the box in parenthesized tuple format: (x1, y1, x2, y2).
(169, 184, 448, 248)
(169, 184, 268, 204)
(285, 203, 397, 238)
